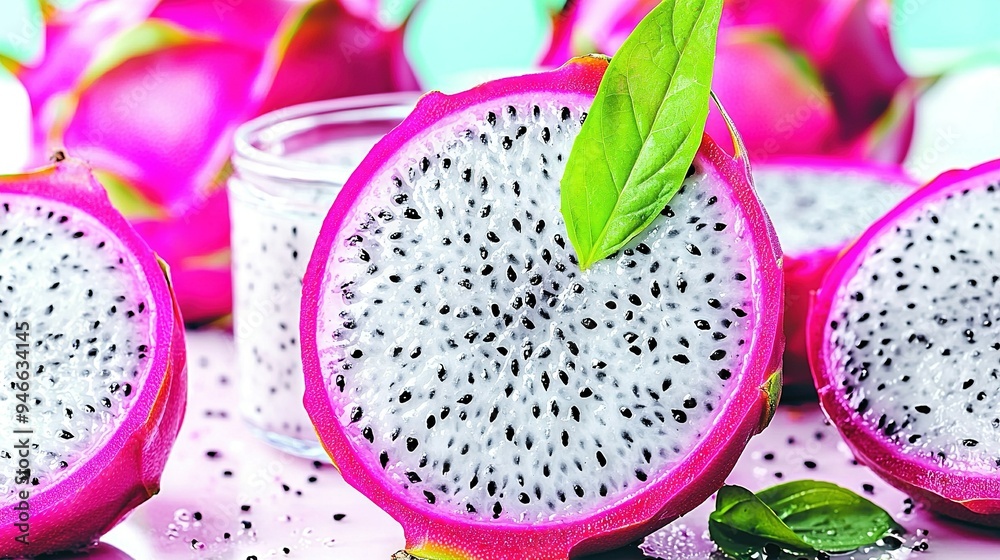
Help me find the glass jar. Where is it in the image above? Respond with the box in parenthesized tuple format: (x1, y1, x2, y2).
(229, 93, 417, 458)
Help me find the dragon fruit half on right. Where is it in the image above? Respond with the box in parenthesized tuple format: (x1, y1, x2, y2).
(752, 157, 916, 393)
(809, 159, 1000, 525)
(300, 57, 784, 559)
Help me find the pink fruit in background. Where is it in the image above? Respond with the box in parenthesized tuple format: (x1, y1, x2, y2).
(16, 0, 161, 156)
(815, 0, 906, 139)
(721, 0, 828, 49)
(723, 0, 905, 140)
(150, 0, 300, 52)
(547, 0, 908, 162)
(808, 159, 1000, 525)
(300, 57, 783, 559)
(836, 76, 921, 165)
(56, 27, 266, 213)
(132, 188, 232, 326)
(707, 29, 838, 163)
(47, 23, 265, 324)
(751, 157, 915, 394)
(33, 0, 417, 324)
(0, 157, 186, 557)
(258, 0, 417, 114)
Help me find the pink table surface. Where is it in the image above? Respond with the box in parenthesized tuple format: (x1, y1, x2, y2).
(66, 331, 997, 559)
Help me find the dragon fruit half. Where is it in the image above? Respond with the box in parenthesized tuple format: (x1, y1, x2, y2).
(0, 157, 186, 556)
(808, 159, 1000, 525)
(300, 58, 784, 559)
(752, 157, 916, 392)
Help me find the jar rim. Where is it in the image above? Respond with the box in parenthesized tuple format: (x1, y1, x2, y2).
(233, 92, 421, 183)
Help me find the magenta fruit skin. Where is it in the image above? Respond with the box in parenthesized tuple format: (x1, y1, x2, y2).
(808, 158, 1000, 526)
(0, 159, 187, 557)
(300, 58, 784, 559)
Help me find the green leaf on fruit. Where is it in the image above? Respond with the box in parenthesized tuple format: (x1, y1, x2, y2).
(709, 481, 902, 559)
(559, 0, 723, 270)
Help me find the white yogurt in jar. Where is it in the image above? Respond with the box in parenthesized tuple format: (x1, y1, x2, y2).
(229, 95, 416, 458)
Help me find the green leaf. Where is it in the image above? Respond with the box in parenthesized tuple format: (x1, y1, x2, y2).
(757, 481, 900, 553)
(709, 485, 816, 558)
(709, 482, 903, 559)
(560, 0, 723, 270)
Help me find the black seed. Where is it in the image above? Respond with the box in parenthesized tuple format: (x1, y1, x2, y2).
(672, 410, 687, 423)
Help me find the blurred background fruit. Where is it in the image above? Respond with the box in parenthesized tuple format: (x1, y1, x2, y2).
(0, 0, 993, 327)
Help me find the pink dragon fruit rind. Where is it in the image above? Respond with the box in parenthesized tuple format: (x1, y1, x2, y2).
(807, 159, 1000, 524)
(0, 160, 187, 556)
(300, 57, 784, 559)
(761, 156, 917, 391)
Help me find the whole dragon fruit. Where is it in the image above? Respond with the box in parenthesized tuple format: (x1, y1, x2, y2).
(548, 0, 908, 163)
(300, 58, 784, 559)
(809, 159, 1000, 526)
(0, 157, 186, 556)
(19, 0, 415, 324)
(706, 29, 838, 162)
